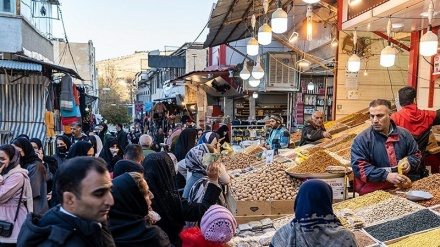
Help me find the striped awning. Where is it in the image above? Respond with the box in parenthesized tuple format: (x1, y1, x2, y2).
(0, 60, 42, 72)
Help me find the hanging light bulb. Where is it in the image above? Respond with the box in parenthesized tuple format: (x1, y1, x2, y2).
(307, 81, 315, 91)
(263, 0, 269, 14)
(420, 1, 439, 56)
(247, 37, 259, 56)
(302, 0, 320, 3)
(380, 43, 396, 67)
(331, 38, 338, 47)
(347, 29, 361, 72)
(251, 14, 256, 30)
(380, 18, 396, 67)
(258, 23, 272, 45)
(348, 0, 362, 5)
(253, 92, 259, 98)
(248, 75, 261, 87)
(289, 32, 299, 43)
(363, 69, 368, 76)
(271, 0, 288, 33)
(252, 57, 265, 79)
(306, 6, 313, 41)
(297, 59, 311, 67)
(85, 106, 90, 112)
(239, 62, 251, 80)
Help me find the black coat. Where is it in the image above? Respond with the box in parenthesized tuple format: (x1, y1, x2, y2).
(299, 120, 326, 146)
(117, 130, 129, 150)
(17, 206, 115, 247)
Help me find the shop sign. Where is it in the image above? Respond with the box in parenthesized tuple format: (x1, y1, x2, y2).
(317, 177, 345, 200)
(433, 54, 440, 75)
(266, 149, 274, 164)
(345, 71, 359, 89)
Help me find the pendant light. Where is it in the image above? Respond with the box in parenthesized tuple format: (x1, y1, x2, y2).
(380, 18, 396, 67)
(347, 29, 361, 72)
(306, 6, 313, 41)
(302, 0, 319, 3)
(253, 92, 259, 98)
(271, 0, 287, 34)
(258, 3, 271, 46)
(247, 9, 259, 56)
(297, 58, 311, 67)
(248, 75, 261, 87)
(289, 32, 299, 43)
(252, 56, 265, 79)
(239, 61, 251, 80)
(307, 81, 315, 91)
(420, 1, 439, 56)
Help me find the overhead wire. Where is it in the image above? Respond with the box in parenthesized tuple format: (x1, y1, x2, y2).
(58, 7, 79, 74)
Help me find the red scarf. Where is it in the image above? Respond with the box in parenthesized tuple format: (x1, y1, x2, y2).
(391, 105, 436, 135)
(180, 227, 226, 247)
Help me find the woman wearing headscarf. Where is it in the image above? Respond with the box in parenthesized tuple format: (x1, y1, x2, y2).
(270, 180, 358, 247)
(142, 152, 221, 247)
(98, 123, 111, 144)
(182, 144, 229, 199)
(196, 131, 220, 146)
(49, 141, 94, 208)
(216, 124, 229, 145)
(99, 137, 123, 172)
(173, 128, 197, 162)
(88, 135, 103, 157)
(0, 145, 33, 246)
(112, 159, 144, 179)
(109, 172, 171, 247)
(51, 135, 71, 168)
(29, 138, 58, 202)
(12, 137, 48, 215)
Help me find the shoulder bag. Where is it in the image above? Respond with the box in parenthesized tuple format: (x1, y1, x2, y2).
(0, 183, 24, 237)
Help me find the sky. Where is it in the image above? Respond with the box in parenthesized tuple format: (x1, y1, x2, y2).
(53, 0, 217, 61)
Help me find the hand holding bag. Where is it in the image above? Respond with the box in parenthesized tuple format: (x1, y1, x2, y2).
(0, 184, 24, 237)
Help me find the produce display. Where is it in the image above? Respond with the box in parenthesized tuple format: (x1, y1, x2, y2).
(353, 231, 376, 247)
(401, 173, 440, 191)
(333, 190, 395, 211)
(354, 197, 423, 225)
(317, 133, 356, 149)
(219, 153, 260, 171)
(242, 145, 264, 155)
(335, 148, 351, 161)
(327, 139, 354, 153)
(286, 150, 344, 174)
(410, 190, 440, 207)
(433, 207, 440, 214)
(290, 132, 302, 143)
(344, 114, 370, 127)
(326, 122, 348, 133)
(387, 227, 440, 247)
(272, 215, 293, 229)
(364, 209, 440, 242)
(230, 161, 302, 201)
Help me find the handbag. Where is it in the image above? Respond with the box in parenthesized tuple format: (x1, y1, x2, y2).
(0, 184, 24, 237)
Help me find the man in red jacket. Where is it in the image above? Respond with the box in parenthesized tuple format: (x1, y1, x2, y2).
(391, 86, 440, 180)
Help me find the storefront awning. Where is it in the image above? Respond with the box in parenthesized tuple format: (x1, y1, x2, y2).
(0, 60, 42, 72)
(14, 54, 84, 80)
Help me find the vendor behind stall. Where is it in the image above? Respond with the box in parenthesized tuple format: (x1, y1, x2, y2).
(351, 99, 421, 195)
(264, 114, 289, 154)
(299, 111, 331, 146)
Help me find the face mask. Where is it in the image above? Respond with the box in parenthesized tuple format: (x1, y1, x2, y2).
(110, 148, 119, 155)
(57, 146, 67, 154)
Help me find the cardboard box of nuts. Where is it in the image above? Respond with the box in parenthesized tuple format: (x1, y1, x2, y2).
(227, 191, 294, 216)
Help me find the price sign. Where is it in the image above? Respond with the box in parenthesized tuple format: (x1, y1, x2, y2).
(266, 150, 274, 164)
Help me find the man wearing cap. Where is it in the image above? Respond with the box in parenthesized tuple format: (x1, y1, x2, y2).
(264, 114, 290, 153)
(299, 111, 331, 146)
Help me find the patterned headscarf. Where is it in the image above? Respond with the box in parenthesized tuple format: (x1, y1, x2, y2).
(197, 132, 218, 145)
(185, 144, 210, 175)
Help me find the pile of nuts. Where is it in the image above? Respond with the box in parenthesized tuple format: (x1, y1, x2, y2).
(365, 209, 440, 242)
(404, 173, 440, 191)
(353, 231, 376, 247)
(388, 227, 440, 247)
(243, 145, 264, 155)
(317, 134, 357, 149)
(335, 148, 351, 161)
(333, 190, 395, 211)
(416, 190, 440, 207)
(219, 153, 260, 171)
(327, 139, 354, 153)
(354, 197, 423, 225)
(287, 150, 344, 174)
(231, 161, 302, 201)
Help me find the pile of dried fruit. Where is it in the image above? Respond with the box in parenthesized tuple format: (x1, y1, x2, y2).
(231, 161, 302, 201)
(388, 227, 440, 247)
(317, 133, 356, 149)
(333, 190, 395, 211)
(327, 139, 354, 153)
(415, 190, 440, 207)
(353, 231, 376, 247)
(335, 148, 351, 161)
(290, 132, 302, 143)
(287, 150, 344, 174)
(243, 145, 264, 155)
(219, 153, 259, 171)
(403, 174, 440, 191)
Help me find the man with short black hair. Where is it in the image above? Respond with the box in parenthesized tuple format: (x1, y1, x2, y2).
(18, 157, 115, 247)
(123, 144, 144, 164)
(264, 114, 290, 153)
(112, 144, 145, 178)
(69, 122, 89, 144)
(391, 86, 440, 180)
(351, 99, 421, 195)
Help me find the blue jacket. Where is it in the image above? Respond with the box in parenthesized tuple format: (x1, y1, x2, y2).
(266, 126, 289, 151)
(351, 120, 421, 195)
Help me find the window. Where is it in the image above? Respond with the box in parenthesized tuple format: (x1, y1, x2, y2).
(1, 0, 15, 14)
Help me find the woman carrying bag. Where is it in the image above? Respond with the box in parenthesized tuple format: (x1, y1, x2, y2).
(0, 145, 33, 247)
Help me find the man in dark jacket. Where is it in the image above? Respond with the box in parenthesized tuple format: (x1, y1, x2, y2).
(299, 111, 332, 146)
(153, 128, 165, 152)
(17, 157, 115, 247)
(116, 123, 128, 150)
(351, 99, 421, 195)
(391, 86, 440, 180)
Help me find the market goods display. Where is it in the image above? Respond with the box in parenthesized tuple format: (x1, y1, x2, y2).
(354, 197, 423, 225)
(327, 139, 354, 153)
(286, 150, 344, 174)
(387, 227, 440, 247)
(402, 173, 440, 191)
(333, 190, 395, 211)
(353, 231, 376, 247)
(230, 161, 302, 201)
(317, 133, 356, 149)
(364, 209, 440, 242)
(433, 207, 440, 214)
(272, 215, 293, 229)
(219, 153, 260, 171)
(326, 122, 348, 134)
(345, 114, 370, 127)
(412, 190, 440, 207)
(242, 145, 264, 155)
(290, 132, 302, 143)
(335, 148, 351, 161)
(344, 122, 371, 135)
(324, 121, 335, 129)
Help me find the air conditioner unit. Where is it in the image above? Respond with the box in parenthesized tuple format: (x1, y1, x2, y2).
(264, 52, 299, 92)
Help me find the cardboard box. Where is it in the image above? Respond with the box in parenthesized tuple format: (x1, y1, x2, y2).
(228, 192, 294, 216)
